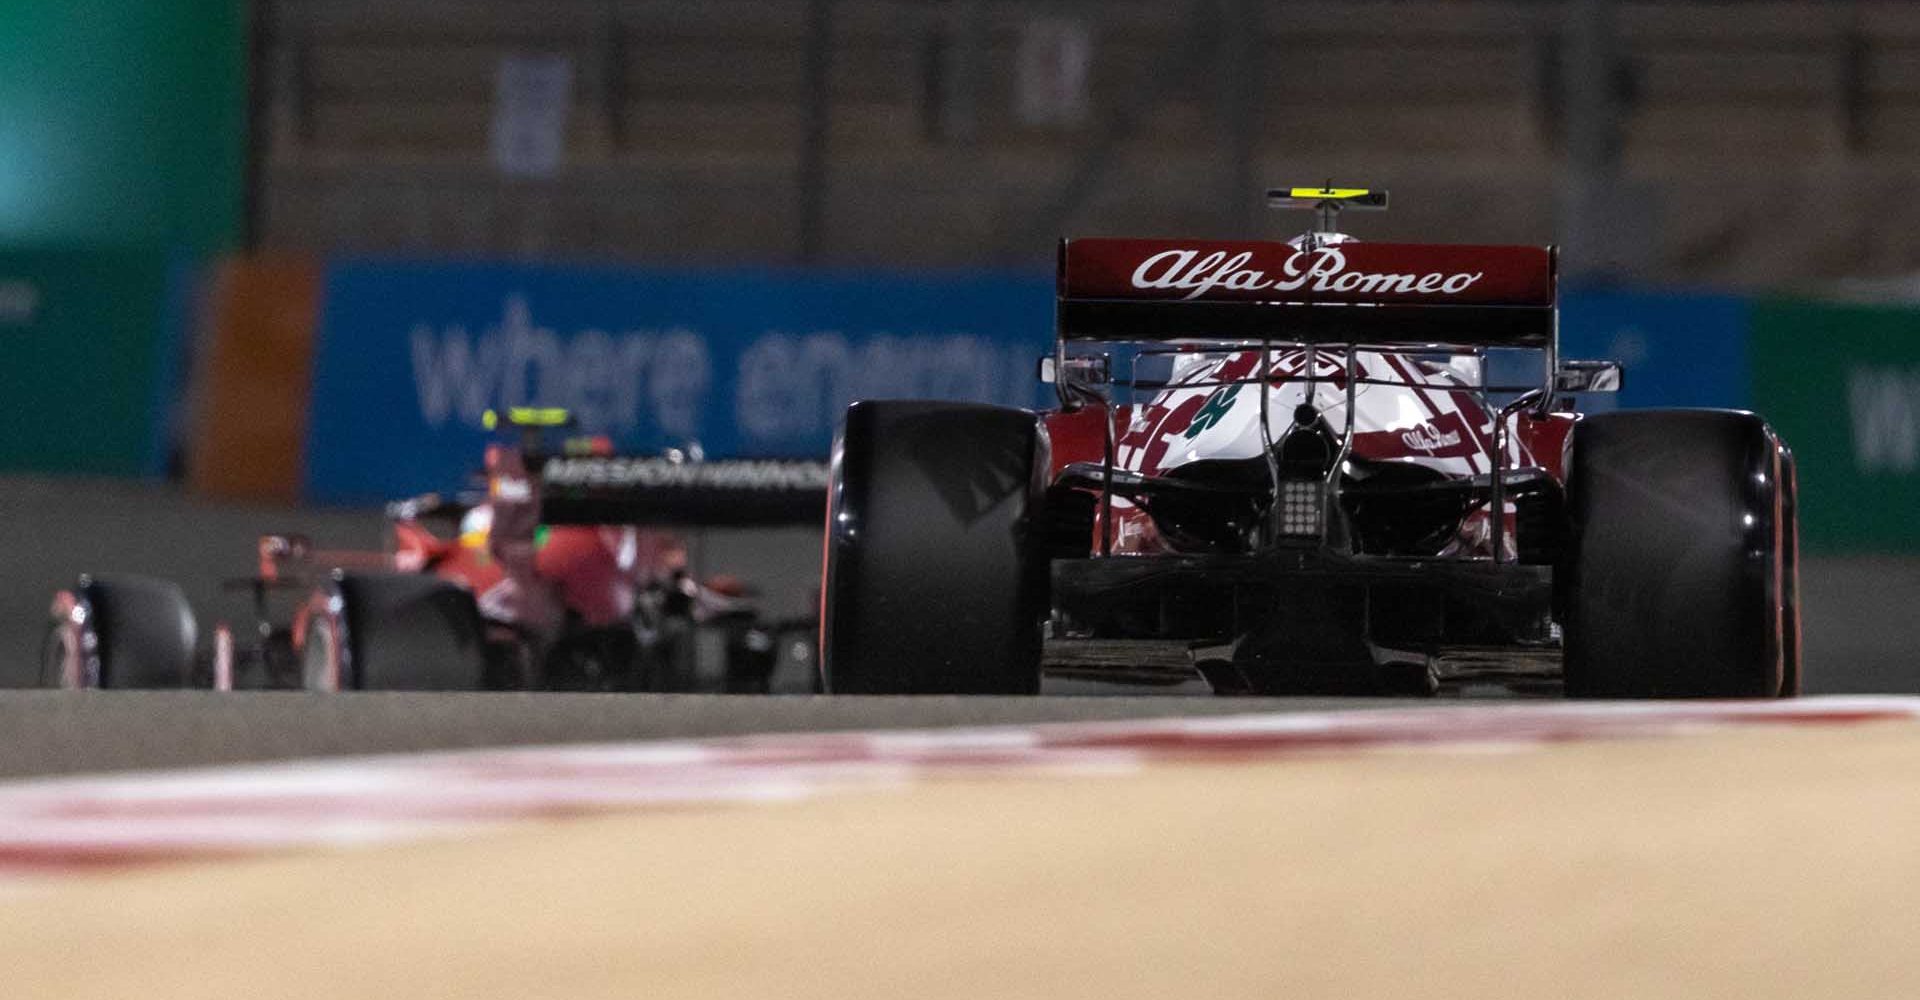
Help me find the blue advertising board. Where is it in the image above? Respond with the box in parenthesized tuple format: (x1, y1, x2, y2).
(304, 263, 1754, 505)
(304, 261, 1054, 504)
(1558, 290, 1750, 411)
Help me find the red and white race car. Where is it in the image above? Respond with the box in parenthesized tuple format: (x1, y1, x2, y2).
(820, 187, 1801, 697)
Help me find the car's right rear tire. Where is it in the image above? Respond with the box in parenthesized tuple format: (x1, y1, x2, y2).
(1562, 409, 1796, 698)
(298, 573, 487, 691)
(820, 400, 1050, 694)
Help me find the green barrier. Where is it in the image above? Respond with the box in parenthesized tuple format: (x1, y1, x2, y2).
(0, 249, 173, 476)
(0, 1, 244, 250)
(0, 1, 245, 478)
(1752, 298, 1920, 553)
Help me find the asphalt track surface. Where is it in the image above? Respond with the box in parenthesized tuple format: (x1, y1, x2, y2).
(0, 690, 1444, 780)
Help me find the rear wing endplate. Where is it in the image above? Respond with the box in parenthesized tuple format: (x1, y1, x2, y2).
(1057, 238, 1557, 347)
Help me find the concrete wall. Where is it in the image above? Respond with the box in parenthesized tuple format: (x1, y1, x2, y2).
(4, 474, 1916, 694)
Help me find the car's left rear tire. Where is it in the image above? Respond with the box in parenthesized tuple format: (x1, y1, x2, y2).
(820, 400, 1050, 694)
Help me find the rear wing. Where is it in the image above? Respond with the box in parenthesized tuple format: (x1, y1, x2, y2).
(475, 409, 829, 527)
(1056, 238, 1557, 347)
(535, 455, 828, 527)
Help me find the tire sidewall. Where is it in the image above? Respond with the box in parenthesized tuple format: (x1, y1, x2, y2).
(1563, 409, 1788, 698)
(297, 590, 349, 691)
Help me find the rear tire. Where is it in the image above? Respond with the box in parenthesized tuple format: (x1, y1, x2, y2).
(1562, 410, 1795, 698)
(42, 575, 197, 689)
(298, 573, 487, 691)
(821, 401, 1049, 694)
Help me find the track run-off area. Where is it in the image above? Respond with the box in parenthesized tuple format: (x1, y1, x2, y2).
(3, 694, 1920, 1000)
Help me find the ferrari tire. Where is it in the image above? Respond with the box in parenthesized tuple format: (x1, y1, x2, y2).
(299, 573, 486, 691)
(1562, 409, 1796, 698)
(821, 400, 1049, 694)
(42, 575, 197, 689)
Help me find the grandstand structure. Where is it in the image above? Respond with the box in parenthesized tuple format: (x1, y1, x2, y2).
(257, 0, 1920, 288)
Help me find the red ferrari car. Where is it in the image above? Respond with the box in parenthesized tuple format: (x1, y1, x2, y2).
(819, 187, 1801, 697)
(43, 415, 826, 692)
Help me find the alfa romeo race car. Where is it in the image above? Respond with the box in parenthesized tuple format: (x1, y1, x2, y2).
(820, 188, 1801, 697)
(42, 413, 827, 692)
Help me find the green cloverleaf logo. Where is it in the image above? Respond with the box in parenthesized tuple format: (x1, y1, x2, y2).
(1183, 384, 1242, 439)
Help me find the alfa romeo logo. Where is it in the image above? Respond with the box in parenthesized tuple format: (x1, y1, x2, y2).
(1183, 384, 1242, 438)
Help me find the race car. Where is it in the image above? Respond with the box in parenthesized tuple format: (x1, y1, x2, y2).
(42, 412, 827, 692)
(820, 187, 1801, 697)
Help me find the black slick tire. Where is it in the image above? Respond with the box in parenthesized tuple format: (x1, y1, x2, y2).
(821, 400, 1049, 694)
(42, 574, 197, 689)
(1562, 409, 1796, 698)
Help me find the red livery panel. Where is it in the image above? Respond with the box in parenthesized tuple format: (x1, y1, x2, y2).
(1059, 239, 1555, 308)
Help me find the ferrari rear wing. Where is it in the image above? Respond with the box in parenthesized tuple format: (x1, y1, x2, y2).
(536, 455, 828, 527)
(473, 410, 829, 528)
(1056, 238, 1557, 348)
